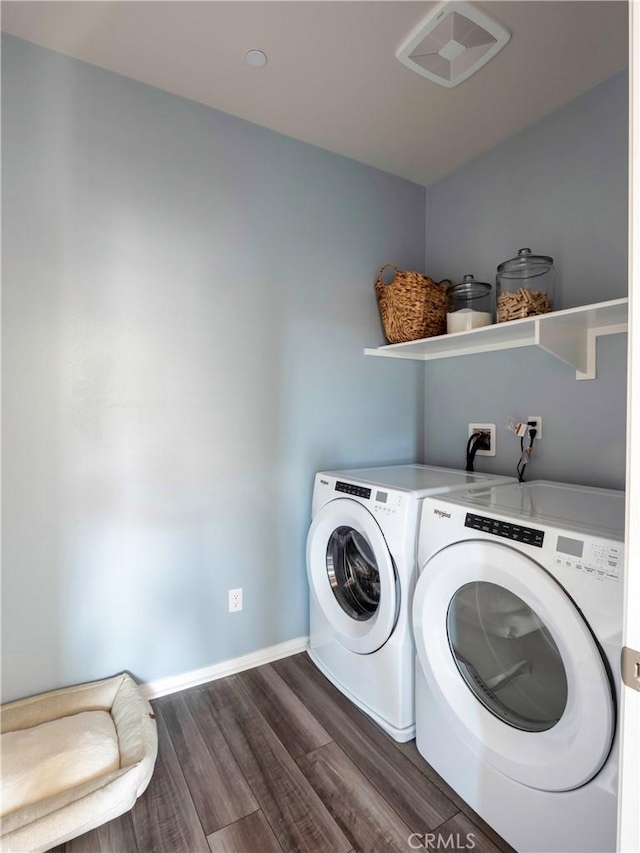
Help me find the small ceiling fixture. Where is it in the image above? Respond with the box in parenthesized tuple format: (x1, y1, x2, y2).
(245, 50, 268, 69)
(396, 1, 510, 88)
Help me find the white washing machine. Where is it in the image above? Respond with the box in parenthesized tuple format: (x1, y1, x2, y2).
(306, 464, 516, 742)
(412, 480, 625, 853)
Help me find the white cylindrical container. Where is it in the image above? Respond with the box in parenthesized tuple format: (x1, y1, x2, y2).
(447, 308, 493, 333)
(446, 276, 494, 333)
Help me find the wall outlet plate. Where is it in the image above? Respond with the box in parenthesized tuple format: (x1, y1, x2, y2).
(228, 588, 243, 612)
(527, 416, 543, 439)
(468, 423, 496, 456)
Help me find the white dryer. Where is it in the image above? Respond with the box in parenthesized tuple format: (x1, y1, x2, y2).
(412, 480, 625, 853)
(307, 464, 516, 742)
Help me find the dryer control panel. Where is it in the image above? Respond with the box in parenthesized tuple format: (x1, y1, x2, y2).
(463, 511, 623, 583)
(554, 535, 622, 582)
(465, 512, 544, 547)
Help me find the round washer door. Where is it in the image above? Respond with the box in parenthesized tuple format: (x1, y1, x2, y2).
(307, 498, 398, 654)
(412, 539, 615, 792)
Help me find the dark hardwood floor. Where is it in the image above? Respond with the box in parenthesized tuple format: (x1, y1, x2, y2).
(51, 653, 515, 853)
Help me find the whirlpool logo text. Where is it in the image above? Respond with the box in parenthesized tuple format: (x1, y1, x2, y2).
(433, 508, 452, 519)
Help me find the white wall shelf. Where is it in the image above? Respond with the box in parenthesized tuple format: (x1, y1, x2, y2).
(365, 298, 628, 380)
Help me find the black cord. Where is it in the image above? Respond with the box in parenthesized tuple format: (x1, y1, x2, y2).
(466, 431, 490, 472)
(466, 432, 480, 464)
(517, 424, 538, 482)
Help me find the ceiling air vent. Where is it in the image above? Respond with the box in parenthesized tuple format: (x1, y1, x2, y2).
(396, 1, 510, 88)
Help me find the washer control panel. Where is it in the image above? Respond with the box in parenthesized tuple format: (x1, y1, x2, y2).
(554, 535, 622, 582)
(372, 490, 402, 515)
(465, 512, 544, 547)
(335, 481, 371, 499)
(333, 481, 403, 515)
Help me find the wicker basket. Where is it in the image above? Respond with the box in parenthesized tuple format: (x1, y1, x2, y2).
(375, 264, 449, 343)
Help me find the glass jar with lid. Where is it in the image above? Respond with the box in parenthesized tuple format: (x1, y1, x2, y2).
(446, 275, 494, 333)
(496, 248, 555, 322)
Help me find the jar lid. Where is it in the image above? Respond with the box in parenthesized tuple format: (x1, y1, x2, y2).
(448, 274, 492, 292)
(497, 248, 554, 279)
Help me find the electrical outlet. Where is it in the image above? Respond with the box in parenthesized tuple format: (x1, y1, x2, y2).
(228, 588, 243, 613)
(468, 423, 496, 457)
(526, 416, 543, 440)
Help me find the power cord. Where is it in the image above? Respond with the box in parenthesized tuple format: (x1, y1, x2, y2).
(517, 422, 538, 482)
(466, 431, 490, 472)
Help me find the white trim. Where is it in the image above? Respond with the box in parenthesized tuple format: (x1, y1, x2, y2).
(141, 636, 309, 700)
(618, 2, 640, 849)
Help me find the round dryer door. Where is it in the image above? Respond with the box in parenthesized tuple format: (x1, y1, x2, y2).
(307, 498, 399, 654)
(412, 540, 615, 792)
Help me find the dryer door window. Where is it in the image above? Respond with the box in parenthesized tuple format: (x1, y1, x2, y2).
(307, 498, 398, 655)
(412, 539, 615, 792)
(447, 582, 568, 733)
(326, 526, 380, 621)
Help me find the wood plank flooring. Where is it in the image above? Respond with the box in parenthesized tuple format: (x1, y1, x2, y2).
(51, 653, 515, 853)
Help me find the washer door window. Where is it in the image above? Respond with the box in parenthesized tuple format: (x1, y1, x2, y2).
(307, 499, 398, 654)
(326, 526, 380, 621)
(412, 540, 615, 792)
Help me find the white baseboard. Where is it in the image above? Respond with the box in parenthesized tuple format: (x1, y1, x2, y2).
(142, 635, 309, 700)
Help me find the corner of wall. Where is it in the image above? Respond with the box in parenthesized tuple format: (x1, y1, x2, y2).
(424, 186, 430, 275)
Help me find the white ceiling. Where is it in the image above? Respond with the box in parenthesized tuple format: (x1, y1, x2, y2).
(1, 1, 629, 186)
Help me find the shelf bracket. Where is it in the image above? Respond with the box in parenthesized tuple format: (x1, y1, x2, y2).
(574, 324, 629, 380)
(536, 320, 591, 377)
(537, 320, 627, 380)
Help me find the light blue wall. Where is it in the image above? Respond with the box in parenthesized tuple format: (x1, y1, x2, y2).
(1, 35, 425, 702)
(422, 72, 628, 489)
